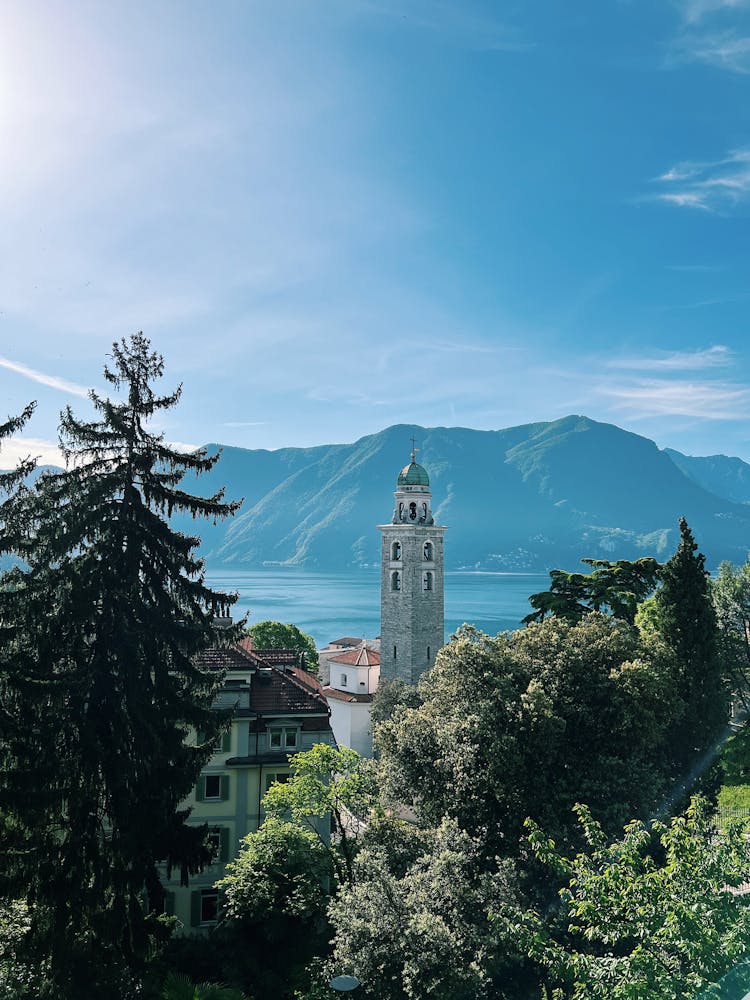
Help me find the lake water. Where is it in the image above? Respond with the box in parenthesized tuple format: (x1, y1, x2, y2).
(205, 568, 549, 647)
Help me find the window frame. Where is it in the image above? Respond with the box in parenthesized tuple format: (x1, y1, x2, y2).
(204, 774, 222, 800)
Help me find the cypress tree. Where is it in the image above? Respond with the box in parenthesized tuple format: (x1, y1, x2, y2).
(0, 335, 240, 994)
(654, 517, 725, 762)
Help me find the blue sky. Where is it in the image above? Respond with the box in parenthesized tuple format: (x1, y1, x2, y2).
(2, 0, 750, 466)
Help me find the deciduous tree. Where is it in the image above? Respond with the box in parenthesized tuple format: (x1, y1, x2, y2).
(520, 798, 750, 1000)
(246, 620, 319, 673)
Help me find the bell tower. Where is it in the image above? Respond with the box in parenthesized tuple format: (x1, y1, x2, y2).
(379, 443, 446, 685)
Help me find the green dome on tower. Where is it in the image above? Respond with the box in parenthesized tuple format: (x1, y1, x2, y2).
(397, 451, 430, 487)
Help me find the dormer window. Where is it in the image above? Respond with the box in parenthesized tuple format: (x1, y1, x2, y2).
(423, 541, 433, 561)
(391, 540, 402, 561)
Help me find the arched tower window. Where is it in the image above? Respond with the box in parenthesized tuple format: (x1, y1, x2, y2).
(391, 540, 402, 561)
(409, 502, 417, 520)
(391, 571, 401, 592)
(423, 571, 433, 592)
(423, 541, 433, 561)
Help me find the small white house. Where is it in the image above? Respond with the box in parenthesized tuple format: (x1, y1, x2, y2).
(321, 642, 380, 757)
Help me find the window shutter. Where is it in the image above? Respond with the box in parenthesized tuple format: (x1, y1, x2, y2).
(195, 776, 205, 802)
(219, 827, 230, 863)
(220, 775, 230, 801)
(221, 730, 231, 753)
(165, 892, 175, 917)
(190, 891, 202, 928)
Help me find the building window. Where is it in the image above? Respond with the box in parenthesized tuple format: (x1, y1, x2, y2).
(340, 673, 347, 687)
(200, 890, 218, 925)
(206, 828, 220, 859)
(265, 771, 290, 792)
(391, 540, 402, 561)
(409, 502, 417, 520)
(427, 645, 431, 662)
(393, 645, 397, 660)
(204, 774, 222, 800)
(423, 541, 433, 561)
(391, 571, 401, 592)
(423, 571, 433, 591)
(269, 727, 298, 750)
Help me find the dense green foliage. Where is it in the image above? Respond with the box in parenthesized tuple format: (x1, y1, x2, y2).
(0, 336, 240, 996)
(524, 557, 661, 625)
(712, 558, 750, 711)
(521, 799, 750, 1000)
(245, 620, 319, 672)
(375, 617, 675, 856)
(654, 517, 725, 761)
(214, 817, 330, 996)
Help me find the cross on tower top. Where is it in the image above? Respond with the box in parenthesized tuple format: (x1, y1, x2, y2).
(410, 436, 418, 463)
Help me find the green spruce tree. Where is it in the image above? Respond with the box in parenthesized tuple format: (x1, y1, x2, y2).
(0, 335, 240, 996)
(654, 517, 725, 763)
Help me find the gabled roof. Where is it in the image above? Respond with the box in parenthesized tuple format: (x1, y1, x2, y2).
(249, 666, 330, 715)
(195, 641, 330, 717)
(194, 645, 258, 673)
(328, 645, 380, 668)
(325, 637, 363, 649)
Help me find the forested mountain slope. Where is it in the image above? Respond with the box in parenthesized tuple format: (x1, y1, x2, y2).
(166, 416, 750, 571)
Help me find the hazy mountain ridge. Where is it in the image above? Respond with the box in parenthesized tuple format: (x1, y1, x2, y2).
(167, 416, 750, 572)
(5, 419, 750, 571)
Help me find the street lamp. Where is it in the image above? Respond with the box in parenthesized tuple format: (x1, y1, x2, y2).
(329, 974, 361, 992)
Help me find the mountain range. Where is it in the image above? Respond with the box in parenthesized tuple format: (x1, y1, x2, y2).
(165, 416, 750, 572)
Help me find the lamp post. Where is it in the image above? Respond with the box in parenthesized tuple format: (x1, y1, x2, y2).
(329, 974, 361, 992)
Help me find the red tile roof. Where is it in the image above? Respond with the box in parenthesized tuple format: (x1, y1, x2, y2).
(195, 642, 330, 717)
(327, 646, 380, 667)
(250, 667, 329, 715)
(322, 686, 374, 704)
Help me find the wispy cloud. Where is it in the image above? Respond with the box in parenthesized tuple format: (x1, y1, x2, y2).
(0, 356, 90, 397)
(679, 0, 750, 25)
(607, 345, 733, 371)
(652, 148, 750, 211)
(670, 0, 750, 72)
(672, 28, 750, 72)
(600, 377, 750, 420)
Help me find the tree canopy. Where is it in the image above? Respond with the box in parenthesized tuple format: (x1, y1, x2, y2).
(524, 557, 661, 625)
(246, 620, 319, 673)
(521, 799, 750, 1000)
(375, 617, 676, 859)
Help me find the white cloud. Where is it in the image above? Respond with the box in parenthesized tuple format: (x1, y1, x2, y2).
(0, 356, 90, 397)
(165, 440, 201, 453)
(607, 346, 733, 371)
(598, 377, 750, 420)
(1, 437, 64, 469)
(652, 148, 750, 212)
